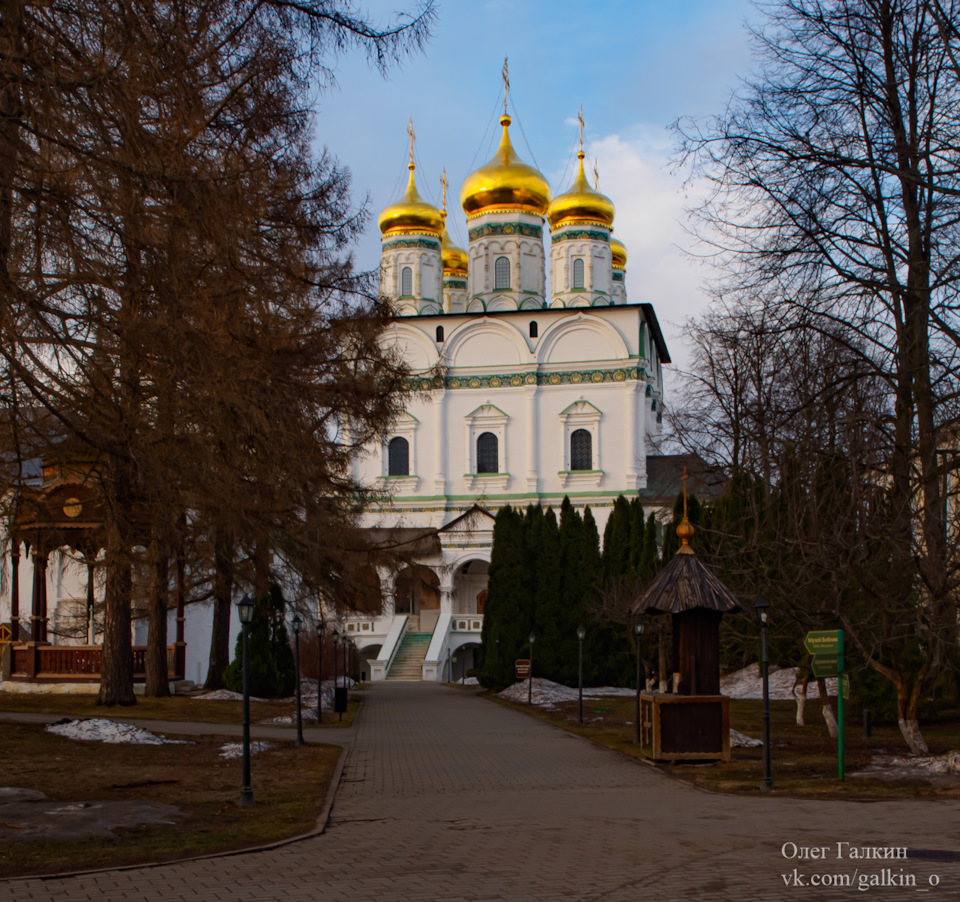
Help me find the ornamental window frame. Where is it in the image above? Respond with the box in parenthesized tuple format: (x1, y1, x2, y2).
(572, 257, 585, 290)
(465, 404, 510, 491)
(381, 411, 419, 488)
(400, 266, 413, 297)
(558, 400, 603, 488)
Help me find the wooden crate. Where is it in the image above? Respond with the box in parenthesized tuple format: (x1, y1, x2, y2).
(638, 693, 730, 761)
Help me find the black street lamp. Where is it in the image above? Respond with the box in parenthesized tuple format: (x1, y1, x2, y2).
(754, 596, 773, 791)
(237, 594, 256, 806)
(292, 614, 305, 747)
(528, 631, 536, 705)
(332, 628, 341, 722)
(577, 624, 586, 723)
(343, 633, 349, 684)
(634, 619, 645, 745)
(316, 616, 325, 724)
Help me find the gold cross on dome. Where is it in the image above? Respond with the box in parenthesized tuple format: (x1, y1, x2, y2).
(502, 57, 509, 114)
(593, 160, 600, 190)
(682, 466, 689, 518)
(407, 118, 415, 168)
(440, 168, 448, 213)
(578, 106, 585, 152)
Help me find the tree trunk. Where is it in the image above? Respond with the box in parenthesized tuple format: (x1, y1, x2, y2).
(144, 537, 170, 698)
(816, 678, 837, 738)
(98, 522, 136, 706)
(793, 676, 808, 726)
(898, 677, 930, 755)
(204, 533, 233, 689)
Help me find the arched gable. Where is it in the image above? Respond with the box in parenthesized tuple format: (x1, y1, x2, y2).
(382, 322, 440, 372)
(536, 313, 630, 365)
(443, 317, 531, 368)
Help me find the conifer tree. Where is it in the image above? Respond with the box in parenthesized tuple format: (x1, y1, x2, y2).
(602, 495, 631, 579)
(628, 497, 646, 574)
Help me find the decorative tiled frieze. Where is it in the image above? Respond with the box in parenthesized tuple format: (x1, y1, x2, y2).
(468, 222, 543, 241)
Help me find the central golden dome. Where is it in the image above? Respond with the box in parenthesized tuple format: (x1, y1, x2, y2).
(547, 151, 615, 229)
(460, 115, 551, 217)
(378, 164, 443, 237)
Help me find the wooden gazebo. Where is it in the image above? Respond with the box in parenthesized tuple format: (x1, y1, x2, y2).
(632, 481, 741, 761)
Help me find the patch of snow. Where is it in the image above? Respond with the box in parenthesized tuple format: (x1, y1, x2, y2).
(218, 741, 274, 759)
(721, 665, 838, 700)
(852, 751, 960, 781)
(45, 718, 190, 745)
(498, 678, 579, 706)
(193, 689, 267, 702)
(730, 729, 763, 748)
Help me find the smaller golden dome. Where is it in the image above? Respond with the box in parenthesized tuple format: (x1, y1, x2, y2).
(676, 515, 695, 550)
(378, 164, 443, 237)
(460, 115, 552, 217)
(547, 152, 615, 229)
(610, 236, 628, 268)
(440, 213, 468, 276)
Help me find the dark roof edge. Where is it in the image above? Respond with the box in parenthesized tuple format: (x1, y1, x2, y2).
(639, 303, 671, 365)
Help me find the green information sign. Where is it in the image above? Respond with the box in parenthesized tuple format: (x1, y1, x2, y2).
(811, 654, 840, 677)
(804, 630, 841, 655)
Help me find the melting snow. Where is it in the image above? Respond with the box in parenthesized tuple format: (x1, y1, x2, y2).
(852, 751, 960, 781)
(45, 719, 190, 745)
(219, 741, 274, 759)
(721, 665, 839, 700)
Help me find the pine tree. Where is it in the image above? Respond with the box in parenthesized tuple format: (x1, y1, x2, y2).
(223, 585, 296, 698)
(638, 512, 660, 585)
(602, 495, 631, 579)
(628, 497, 646, 574)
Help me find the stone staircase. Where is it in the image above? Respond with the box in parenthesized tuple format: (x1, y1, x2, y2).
(386, 631, 432, 681)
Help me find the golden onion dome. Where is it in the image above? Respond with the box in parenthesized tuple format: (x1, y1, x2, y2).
(547, 151, 615, 229)
(460, 115, 552, 217)
(610, 235, 628, 268)
(378, 164, 443, 237)
(440, 215, 468, 275)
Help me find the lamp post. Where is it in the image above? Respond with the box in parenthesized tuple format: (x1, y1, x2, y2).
(528, 631, 536, 705)
(754, 597, 773, 791)
(577, 625, 586, 724)
(316, 616, 325, 724)
(237, 594, 256, 806)
(634, 619, 645, 745)
(292, 614, 305, 747)
(332, 628, 341, 722)
(343, 634, 349, 684)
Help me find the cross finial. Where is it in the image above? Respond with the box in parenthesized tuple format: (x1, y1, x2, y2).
(682, 466, 689, 519)
(440, 168, 448, 214)
(502, 57, 509, 115)
(593, 159, 600, 190)
(578, 106, 585, 153)
(407, 118, 415, 170)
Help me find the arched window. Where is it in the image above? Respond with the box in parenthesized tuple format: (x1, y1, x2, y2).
(572, 258, 585, 289)
(388, 436, 410, 476)
(529, 321, 538, 338)
(400, 266, 413, 296)
(570, 428, 592, 471)
(494, 256, 510, 290)
(476, 432, 499, 474)
(436, 325, 444, 343)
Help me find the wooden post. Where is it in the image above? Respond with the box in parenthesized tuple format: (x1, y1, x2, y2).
(10, 541, 19, 642)
(30, 547, 49, 644)
(86, 561, 96, 645)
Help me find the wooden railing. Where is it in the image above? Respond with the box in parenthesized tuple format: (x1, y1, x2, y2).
(9, 644, 183, 682)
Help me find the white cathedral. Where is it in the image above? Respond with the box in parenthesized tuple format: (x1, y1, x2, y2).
(347, 103, 672, 682)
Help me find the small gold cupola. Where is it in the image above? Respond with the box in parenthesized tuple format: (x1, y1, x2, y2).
(547, 109, 615, 229)
(378, 120, 443, 237)
(610, 235, 628, 269)
(439, 168, 468, 277)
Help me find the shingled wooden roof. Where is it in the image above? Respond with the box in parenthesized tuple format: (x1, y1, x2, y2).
(631, 548, 742, 616)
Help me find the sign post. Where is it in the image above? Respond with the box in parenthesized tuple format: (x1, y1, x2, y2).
(804, 629, 845, 782)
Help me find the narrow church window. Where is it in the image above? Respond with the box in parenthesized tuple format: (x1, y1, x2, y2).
(476, 432, 499, 474)
(529, 321, 538, 338)
(401, 266, 412, 296)
(388, 436, 410, 476)
(494, 256, 510, 290)
(573, 258, 585, 289)
(570, 428, 592, 471)
(436, 325, 444, 342)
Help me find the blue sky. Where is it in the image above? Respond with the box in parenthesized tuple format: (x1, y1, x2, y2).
(316, 0, 759, 377)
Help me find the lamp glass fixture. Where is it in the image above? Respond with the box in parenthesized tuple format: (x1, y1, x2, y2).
(634, 621, 644, 636)
(529, 632, 536, 644)
(577, 625, 586, 641)
(237, 595, 255, 625)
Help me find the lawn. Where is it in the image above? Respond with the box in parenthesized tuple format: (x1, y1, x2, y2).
(493, 692, 960, 800)
(0, 721, 342, 878)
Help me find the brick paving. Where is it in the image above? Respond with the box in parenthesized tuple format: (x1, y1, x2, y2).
(6, 681, 960, 901)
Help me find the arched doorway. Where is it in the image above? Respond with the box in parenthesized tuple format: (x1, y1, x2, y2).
(394, 565, 441, 632)
(453, 559, 489, 615)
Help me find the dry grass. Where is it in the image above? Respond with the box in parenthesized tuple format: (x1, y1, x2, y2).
(492, 693, 960, 800)
(0, 689, 360, 728)
(0, 721, 342, 878)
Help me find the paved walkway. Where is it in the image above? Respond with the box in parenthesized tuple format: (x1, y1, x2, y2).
(7, 682, 960, 901)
